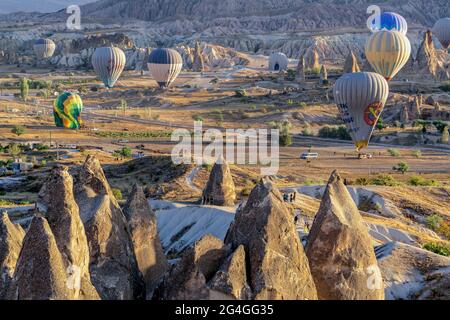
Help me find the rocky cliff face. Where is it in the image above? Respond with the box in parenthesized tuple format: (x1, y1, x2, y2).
(123, 184, 168, 297)
(306, 170, 384, 300)
(202, 158, 236, 206)
(0, 213, 25, 299)
(225, 178, 318, 300)
(37, 166, 99, 300)
(73, 155, 145, 300)
(7, 217, 72, 300)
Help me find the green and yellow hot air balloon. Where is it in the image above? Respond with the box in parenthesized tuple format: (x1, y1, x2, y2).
(53, 92, 83, 129)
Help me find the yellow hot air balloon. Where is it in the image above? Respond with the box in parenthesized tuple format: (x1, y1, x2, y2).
(365, 30, 411, 81)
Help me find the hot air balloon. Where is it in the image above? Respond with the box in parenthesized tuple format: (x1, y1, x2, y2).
(432, 18, 450, 49)
(365, 30, 411, 81)
(147, 48, 183, 88)
(369, 12, 408, 35)
(269, 52, 289, 71)
(33, 38, 56, 59)
(92, 47, 126, 88)
(333, 72, 389, 151)
(53, 92, 83, 129)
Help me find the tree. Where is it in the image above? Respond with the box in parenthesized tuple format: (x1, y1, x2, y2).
(20, 78, 29, 101)
(11, 125, 26, 137)
(393, 162, 409, 174)
(441, 126, 449, 143)
(120, 99, 127, 116)
(8, 143, 21, 157)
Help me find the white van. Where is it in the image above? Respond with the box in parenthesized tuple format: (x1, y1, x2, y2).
(300, 152, 319, 160)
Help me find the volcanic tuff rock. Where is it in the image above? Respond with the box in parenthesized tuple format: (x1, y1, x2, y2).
(192, 41, 205, 72)
(305, 170, 384, 300)
(7, 217, 71, 300)
(202, 158, 236, 206)
(155, 235, 231, 300)
(225, 179, 318, 300)
(343, 50, 360, 73)
(208, 245, 252, 300)
(37, 166, 99, 300)
(123, 184, 168, 297)
(296, 55, 305, 82)
(319, 65, 328, 84)
(0, 213, 25, 299)
(377, 242, 450, 300)
(73, 155, 145, 300)
(305, 48, 320, 71)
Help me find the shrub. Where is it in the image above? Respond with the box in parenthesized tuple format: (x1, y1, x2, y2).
(423, 242, 449, 257)
(355, 177, 370, 186)
(426, 214, 443, 231)
(318, 126, 351, 140)
(387, 148, 400, 157)
(11, 125, 26, 137)
(111, 188, 123, 200)
(234, 89, 248, 98)
(439, 81, 450, 92)
(371, 175, 399, 186)
(393, 162, 409, 174)
(409, 175, 440, 187)
(412, 150, 422, 158)
(192, 115, 204, 122)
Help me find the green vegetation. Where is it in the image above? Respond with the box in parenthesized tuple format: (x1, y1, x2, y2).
(192, 115, 204, 122)
(269, 121, 293, 147)
(318, 126, 351, 141)
(94, 131, 172, 139)
(370, 174, 400, 186)
(409, 175, 440, 187)
(412, 150, 422, 158)
(20, 77, 29, 101)
(111, 188, 123, 200)
(439, 81, 450, 92)
(11, 125, 26, 137)
(426, 214, 444, 232)
(423, 242, 449, 257)
(114, 147, 132, 158)
(234, 89, 248, 98)
(387, 148, 400, 157)
(393, 162, 409, 175)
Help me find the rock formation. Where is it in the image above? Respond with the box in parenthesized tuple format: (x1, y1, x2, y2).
(208, 245, 252, 300)
(37, 166, 99, 300)
(7, 217, 71, 300)
(305, 170, 384, 300)
(400, 105, 409, 123)
(377, 242, 450, 300)
(73, 155, 145, 300)
(343, 50, 360, 73)
(305, 48, 320, 71)
(296, 55, 305, 82)
(192, 41, 205, 72)
(416, 30, 438, 78)
(225, 179, 318, 300)
(202, 158, 236, 206)
(123, 184, 168, 297)
(155, 234, 231, 300)
(0, 213, 25, 299)
(319, 65, 328, 85)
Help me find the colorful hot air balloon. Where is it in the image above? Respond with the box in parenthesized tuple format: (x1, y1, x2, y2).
(432, 18, 450, 49)
(333, 72, 389, 151)
(53, 92, 83, 129)
(365, 30, 411, 81)
(147, 48, 183, 88)
(269, 52, 289, 71)
(92, 47, 126, 88)
(33, 38, 56, 59)
(369, 12, 408, 35)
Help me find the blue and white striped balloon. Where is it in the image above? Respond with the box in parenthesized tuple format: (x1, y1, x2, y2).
(147, 48, 183, 88)
(370, 12, 408, 35)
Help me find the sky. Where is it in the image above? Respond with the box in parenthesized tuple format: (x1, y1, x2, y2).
(0, 0, 96, 14)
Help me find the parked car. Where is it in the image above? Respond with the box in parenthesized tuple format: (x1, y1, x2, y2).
(300, 152, 319, 160)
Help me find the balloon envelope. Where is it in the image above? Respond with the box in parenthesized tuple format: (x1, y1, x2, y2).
(148, 48, 183, 88)
(33, 38, 56, 59)
(365, 30, 411, 81)
(92, 47, 126, 88)
(333, 72, 389, 151)
(53, 92, 83, 129)
(432, 18, 450, 49)
(370, 12, 408, 35)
